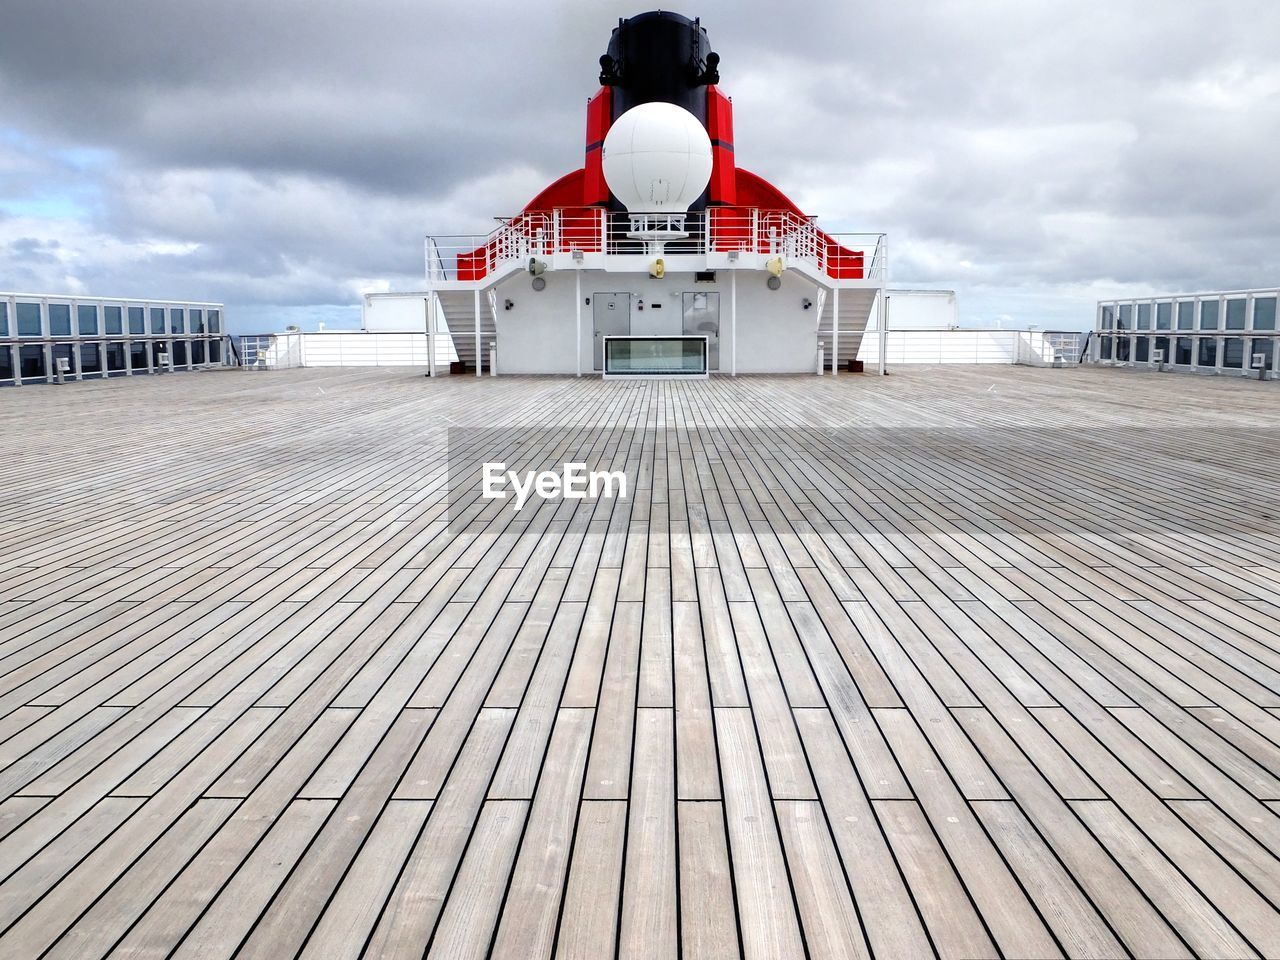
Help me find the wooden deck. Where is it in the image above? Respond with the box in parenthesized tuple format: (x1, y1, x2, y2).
(2, 364, 1279, 959)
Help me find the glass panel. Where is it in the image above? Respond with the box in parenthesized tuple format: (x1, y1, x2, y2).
(106, 343, 127, 372)
(81, 343, 102, 374)
(171, 341, 188, 366)
(1100, 306, 1114, 330)
(209, 310, 220, 333)
(1223, 337, 1244, 368)
(1135, 337, 1150, 362)
(191, 308, 205, 333)
(1154, 336, 1170, 361)
(1175, 337, 1193, 365)
(604, 336, 708, 375)
(151, 342, 168, 367)
(170, 308, 185, 334)
(1155, 302, 1171, 330)
(0, 301, 7, 337)
(210, 340, 222, 363)
(20, 344, 46, 379)
(77, 304, 99, 335)
(0, 343, 12, 382)
(1225, 299, 1246, 330)
(104, 305, 123, 335)
(49, 303, 72, 337)
(52, 342, 73, 374)
(1198, 338, 1217, 366)
(1100, 337, 1113, 360)
(1200, 300, 1219, 329)
(1115, 336, 1131, 361)
(128, 306, 145, 335)
(1250, 339, 1274, 372)
(1117, 305, 1132, 330)
(1176, 301, 1194, 330)
(17, 302, 41, 337)
(130, 343, 149, 370)
(150, 307, 165, 334)
(1253, 297, 1276, 331)
(192, 340, 206, 364)
(1136, 303, 1151, 330)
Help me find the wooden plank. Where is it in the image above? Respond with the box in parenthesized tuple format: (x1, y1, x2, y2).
(677, 800, 741, 960)
(618, 707, 678, 960)
(556, 800, 627, 960)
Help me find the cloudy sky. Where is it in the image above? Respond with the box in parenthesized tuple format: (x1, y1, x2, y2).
(1, 0, 1276, 332)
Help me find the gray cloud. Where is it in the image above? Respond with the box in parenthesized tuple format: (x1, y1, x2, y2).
(1, 0, 1277, 331)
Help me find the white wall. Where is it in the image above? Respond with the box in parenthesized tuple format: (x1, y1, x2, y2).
(865, 288, 958, 331)
(489, 269, 823, 375)
(858, 329, 1062, 365)
(295, 332, 456, 366)
(363, 293, 441, 333)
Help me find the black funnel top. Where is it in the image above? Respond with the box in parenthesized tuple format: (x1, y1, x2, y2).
(598, 11, 720, 126)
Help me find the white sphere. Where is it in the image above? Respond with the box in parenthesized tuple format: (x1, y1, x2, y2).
(602, 103, 713, 214)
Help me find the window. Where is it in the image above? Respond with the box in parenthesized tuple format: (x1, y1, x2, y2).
(130, 342, 148, 370)
(1223, 337, 1244, 368)
(17, 302, 41, 337)
(1253, 297, 1276, 331)
(78, 304, 99, 336)
(171, 340, 188, 366)
(81, 343, 102, 374)
(1115, 336, 1131, 361)
(1135, 337, 1151, 362)
(20, 345, 45, 379)
(1100, 337, 1113, 360)
(105, 306, 123, 335)
(1175, 337, 1193, 365)
(191, 308, 205, 333)
(0, 301, 7, 337)
(1225, 299, 1246, 330)
(1100, 306, 1115, 330)
(129, 306, 145, 335)
(1200, 300, 1219, 329)
(17, 308, 41, 343)
(1136, 303, 1152, 330)
(1154, 336, 1170, 362)
(150, 307, 165, 334)
(1155, 302, 1172, 330)
(1176, 301, 1194, 330)
(170, 308, 185, 334)
(1117, 304, 1132, 330)
(49, 303, 72, 337)
(1198, 337, 1217, 366)
(0, 342, 11, 382)
(209, 310, 221, 333)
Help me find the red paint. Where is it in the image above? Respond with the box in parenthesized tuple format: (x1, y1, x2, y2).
(583, 87, 612, 205)
(706, 86, 736, 205)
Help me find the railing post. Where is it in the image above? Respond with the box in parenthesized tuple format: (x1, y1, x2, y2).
(832, 287, 839, 377)
(474, 289, 482, 378)
(878, 291, 889, 376)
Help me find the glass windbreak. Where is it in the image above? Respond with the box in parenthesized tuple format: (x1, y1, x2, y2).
(20, 345, 45, 379)
(1136, 303, 1151, 330)
(17, 302, 41, 337)
(0, 342, 11, 381)
(78, 304, 99, 335)
(81, 343, 102, 374)
(1100, 306, 1115, 330)
(0, 301, 7, 337)
(106, 343, 126, 372)
(150, 307, 165, 334)
(1100, 337, 1113, 360)
(1200, 300, 1219, 329)
(1176, 301, 1194, 330)
(1225, 299, 1246, 330)
(1223, 337, 1244, 368)
(170, 308, 185, 334)
(1115, 336, 1131, 361)
(1154, 336, 1170, 361)
(1135, 337, 1151, 362)
(1117, 305, 1132, 330)
(130, 343, 149, 370)
(1250, 339, 1274, 372)
(1253, 297, 1276, 331)
(105, 305, 123, 335)
(1155, 302, 1172, 330)
(209, 310, 220, 333)
(49, 303, 72, 336)
(1199, 338, 1217, 366)
(604, 337, 707, 375)
(129, 306, 145, 335)
(191, 308, 205, 333)
(1175, 337, 1193, 365)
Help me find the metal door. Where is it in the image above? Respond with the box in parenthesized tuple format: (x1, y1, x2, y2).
(593, 293, 631, 370)
(682, 292, 720, 370)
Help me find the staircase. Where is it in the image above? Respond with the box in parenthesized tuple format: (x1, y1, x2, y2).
(435, 290, 497, 373)
(816, 288, 879, 371)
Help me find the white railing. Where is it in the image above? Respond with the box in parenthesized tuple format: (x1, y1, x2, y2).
(858, 329, 1088, 366)
(240, 333, 304, 370)
(424, 209, 885, 284)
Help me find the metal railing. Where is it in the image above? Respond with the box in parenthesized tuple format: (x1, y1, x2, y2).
(239, 333, 305, 370)
(1, 334, 231, 386)
(424, 208, 886, 284)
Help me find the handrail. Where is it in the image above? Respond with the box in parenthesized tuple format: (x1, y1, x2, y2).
(424, 209, 886, 284)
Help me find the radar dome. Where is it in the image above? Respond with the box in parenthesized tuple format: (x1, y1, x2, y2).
(602, 103, 713, 214)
